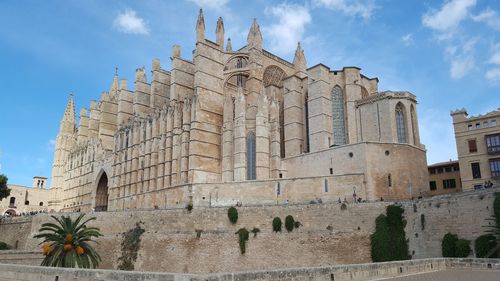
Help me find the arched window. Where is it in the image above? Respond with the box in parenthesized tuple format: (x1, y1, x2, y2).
(396, 103, 407, 143)
(410, 105, 418, 145)
(246, 132, 256, 180)
(39, 202, 44, 206)
(332, 86, 346, 145)
(9, 197, 15, 206)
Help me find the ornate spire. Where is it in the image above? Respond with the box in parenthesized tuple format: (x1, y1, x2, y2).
(196, 9, 205, 43)
(110, 69, 119, 93)
(60, 93, 76, 134)
(247, 18, 262, 49)
(216, 17, 224, 49)
(226, 37, 233, 52)
(293, 42, 307, 72)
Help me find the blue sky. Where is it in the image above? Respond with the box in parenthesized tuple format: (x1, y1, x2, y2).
(1, 0, 499, 187)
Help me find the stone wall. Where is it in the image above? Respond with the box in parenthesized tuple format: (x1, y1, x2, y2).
(0, 188, 497, 274)
(0, 258, 498, 281)
(0, 217, 32, 250)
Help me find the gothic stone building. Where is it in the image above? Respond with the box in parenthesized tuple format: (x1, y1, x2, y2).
(49, 11, 428, 212)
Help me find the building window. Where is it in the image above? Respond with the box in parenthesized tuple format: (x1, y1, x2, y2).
(395, 103, 407, 143)
(25, 200, 29, 205)
(331, 86, 346, 145)
(39, 202, 44, 206)
(277, 182, 281, 195)
(468, 124, 473, 130)
(429, 181, 437, 191)
(388, 174, 392, 187)
(484, 121, 489, 128)
(471, 162, 481, 179)
(490, 158, 500, 178)
(443, 179, 456, 189)
(468, 139, 477, 153)
(429, 168, 436, 174)
(304, 92, 310, 153)
(445, 166, 452, 172)
(324, 179, 329, 192)
(437, 167, 443, 174)
(492, 120, 497, 127)
(476, 123, 480, 129)
(246, 132, 256, 180)
(486, 134, 500, 154)
(9, 197, 15, 206)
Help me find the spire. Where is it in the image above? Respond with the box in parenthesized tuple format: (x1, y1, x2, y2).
(247, 18, 262, 49)
(196, 9, 205, 43)
(226, 37, 233, 52)
(293, 42, 307, 72)
(110, 68, 119, 93)
(60, 93, 76, 134)
(216, 17, 224, 50)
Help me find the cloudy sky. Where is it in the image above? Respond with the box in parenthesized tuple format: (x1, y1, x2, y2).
(0, 0, 499, 186)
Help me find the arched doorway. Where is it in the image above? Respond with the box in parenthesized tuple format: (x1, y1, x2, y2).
(95, 172, 109, 212)
(4, 209, 16, 217)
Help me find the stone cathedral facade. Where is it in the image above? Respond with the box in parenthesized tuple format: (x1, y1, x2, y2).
(48, 11, 428, 212)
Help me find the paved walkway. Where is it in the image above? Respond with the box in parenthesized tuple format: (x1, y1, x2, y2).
(380, 269, 500, 280)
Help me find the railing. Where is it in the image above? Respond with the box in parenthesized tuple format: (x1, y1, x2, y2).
(487, 145, 500, 154)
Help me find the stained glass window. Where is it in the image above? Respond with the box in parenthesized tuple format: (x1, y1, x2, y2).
(332, 86, 346, 145)
(247, 132, 256, 180)
(396, 103, 407, 143)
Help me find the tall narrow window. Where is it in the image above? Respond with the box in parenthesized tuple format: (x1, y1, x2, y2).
(279, 101, 285, 158)
(304, 92, 310, 152)
(471, 162, 481, 179)
(468, 139, 477, 153)
(396, 103, 407, 143)
(410, 105, 418, 145)
(324, 179, 329, 192)
(247, 132, 256, 180)
(331, 86, 346, 145)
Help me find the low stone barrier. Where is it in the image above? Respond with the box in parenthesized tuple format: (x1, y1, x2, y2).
(0, 251, 43, 266)
(0, 258, 498, 281)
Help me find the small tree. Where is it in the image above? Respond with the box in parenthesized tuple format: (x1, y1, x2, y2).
(235, 228, 249, 254)
(272, 217, 282, 232)
(442, 233, 458, 257)
(455, 239, 471, 257)
(0, 175, 10, 201)
(285, 215, 295, 232)
(228, 207, 238, 224)
(475, 234, 497, 258)
(34, 214, 102, 268)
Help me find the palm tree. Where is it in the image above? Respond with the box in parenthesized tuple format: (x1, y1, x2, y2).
(34, 214, 102, 268)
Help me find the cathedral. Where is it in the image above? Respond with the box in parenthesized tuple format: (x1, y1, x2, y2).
(49, 10, 428, 212)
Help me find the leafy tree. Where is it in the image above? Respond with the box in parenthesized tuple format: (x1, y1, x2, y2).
(442, 233, 458, 257)
(0, 175, 10, 201)
(475, 234, 497, 258)
(455, 239, 471, 257)
(34, 214, 102, 268)
(272, 217, 282, 232)
(285, 215, 295, 232)
(370, 205, 409, 262)
(235, 228, 249, 254)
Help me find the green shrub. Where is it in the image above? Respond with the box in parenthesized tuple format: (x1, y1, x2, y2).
(228, 207, 238, 224)
(475, 234, 497, 258)
(235, 228, 249, 254)
(442, 233, 458, 257)
(186, 203, 193, 212)
(251, 227, 260, 237)
(272, 217, 282, 232)
(0, 242, 9, 250)
(285, 215, 295, 232)
(455, 239, 471, 257)
(117, 223, 145, 271)
(370, 205, 409, 262)
(294, 221, 302, 228)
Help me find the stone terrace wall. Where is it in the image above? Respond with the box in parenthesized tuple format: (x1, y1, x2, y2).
(403, 188, 498, 259)
(0, 217, 32, 250)
(0, 188, 497, 274)
(0, 258, 498, 281)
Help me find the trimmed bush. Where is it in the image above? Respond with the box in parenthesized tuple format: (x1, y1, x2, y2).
(475, 234, 497, 258)
(272, 217, 282, 232)
(228, 207, 238, 224)
(0, 242, 9, 250)
(285, 215, 295, 232)
(455, 239, 471, 257)
(186, 203, 193, 212)
(442, 233, 458, 257)
(370, 205, 409, 262)
(235, 228, 249, 254)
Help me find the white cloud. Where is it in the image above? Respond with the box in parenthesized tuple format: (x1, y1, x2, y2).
(485, 68, 500, 82)
(314, 0, 376, 19)
(186, 0, 229, 11)
(401, 33, 414, 46)
(472, 8, 500, 31)
(422, 0, 476, 32)
(488, 44, 500, 65)
(263, 3, 312, 55)
(113, 9, 150, 35)
(450, 56, 475, 79)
